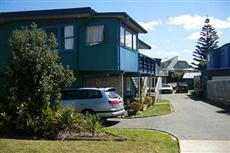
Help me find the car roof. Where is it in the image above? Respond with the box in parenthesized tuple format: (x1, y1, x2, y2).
(63, 87, 115, 92)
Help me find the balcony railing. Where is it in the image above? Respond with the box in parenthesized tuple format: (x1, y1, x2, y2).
(138, 53, 155, 74)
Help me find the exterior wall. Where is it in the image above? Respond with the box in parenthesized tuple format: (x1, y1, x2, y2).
(83, 75, 123, 95)
(77, 18, 119, 71)
(208, 43, 230, 70)
(207, 79, 230, 106)
(0, 18, 119, 72)
(0, 21, 34, 73)
(120, 47, 138, 72)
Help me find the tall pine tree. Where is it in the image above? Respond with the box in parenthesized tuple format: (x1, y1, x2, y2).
(192, 17, 219, 70)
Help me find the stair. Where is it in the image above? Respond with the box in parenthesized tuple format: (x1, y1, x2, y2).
(131, 77, 149, 98)
(131, 77, 139, 89)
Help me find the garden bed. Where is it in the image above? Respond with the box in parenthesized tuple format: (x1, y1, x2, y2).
(125, 99, 173, 118)
(0, 128, 179, 153)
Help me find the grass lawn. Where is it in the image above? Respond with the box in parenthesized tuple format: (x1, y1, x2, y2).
(0, 128, 179, 153)
(135, 99, 172, 118)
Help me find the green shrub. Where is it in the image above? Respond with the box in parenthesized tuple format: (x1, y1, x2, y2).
(82, 115, 103, 137)
(144, 96, 153, 107)
(0, 23, 75, 138)
(55, 107, 84, 140)
(128, 102, 144, 115)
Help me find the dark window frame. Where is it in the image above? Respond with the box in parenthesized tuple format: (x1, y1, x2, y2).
(43, 23, 75, 53)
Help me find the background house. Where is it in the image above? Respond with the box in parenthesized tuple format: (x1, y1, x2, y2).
(160, 56, 197, 84)
(207, 43, 230, 106)
(161, 56, 195, 72)
(182, 72, 201, 89)
(0, 7, 161, 99)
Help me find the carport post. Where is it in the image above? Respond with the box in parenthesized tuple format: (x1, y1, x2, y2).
(138, 74, 141, 100)
(121, 72, 124, 98)
(149, 75, 152, 96)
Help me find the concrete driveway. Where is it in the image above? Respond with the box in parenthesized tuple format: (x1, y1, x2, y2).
(108, 93, 230, 152)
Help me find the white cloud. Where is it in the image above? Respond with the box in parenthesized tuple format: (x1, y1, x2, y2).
(186, 32, 200, 40)
(139, 20, 162, 31)
(168, 15, 230, 30)
(186, 31, 223, 40)
(227, 16, 230, 21)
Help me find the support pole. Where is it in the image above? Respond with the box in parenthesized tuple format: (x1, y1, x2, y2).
(121, 72, 124, 99)
(138, 74, 141, 99)
(149, 76, 152, 97)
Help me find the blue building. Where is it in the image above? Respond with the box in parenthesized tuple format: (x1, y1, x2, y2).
(207, 43, 230, 106)
(208, 43, 230, 80)
(0, 7, 160, 98)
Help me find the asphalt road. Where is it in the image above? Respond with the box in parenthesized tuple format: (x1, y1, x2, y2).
(108, 93, 230, 140)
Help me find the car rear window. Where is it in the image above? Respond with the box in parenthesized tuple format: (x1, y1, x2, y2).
(106, 91, 120, 99)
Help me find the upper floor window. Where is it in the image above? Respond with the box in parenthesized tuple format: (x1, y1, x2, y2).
(61, 25, 74, 50)
(120, 27, 125, 46)
(87, 25, 104, 46)
(120, 26, 137, 51)
(125, 30, 132, 49)
(133, 34, 137, 50)
(44, 24, 74, 52)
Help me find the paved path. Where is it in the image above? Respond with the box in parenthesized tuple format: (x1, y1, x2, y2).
(108, 93, 230, 152)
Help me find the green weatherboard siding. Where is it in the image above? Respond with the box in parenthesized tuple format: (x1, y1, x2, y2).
(77, 18, 119, 71)
(0, 18, 119, 72)
(0, 21, 33, 73)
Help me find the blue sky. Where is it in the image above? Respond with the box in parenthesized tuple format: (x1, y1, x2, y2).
(1, 0, 230, 63)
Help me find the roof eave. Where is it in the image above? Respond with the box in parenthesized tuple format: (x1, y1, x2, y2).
(94, 12, 147, 33)
(138, 39, 151, 49)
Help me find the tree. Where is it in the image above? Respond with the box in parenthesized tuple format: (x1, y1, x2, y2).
(1, 24, 75, 137)
(192, 17, 219, 70)
(167, 71, 184, 83)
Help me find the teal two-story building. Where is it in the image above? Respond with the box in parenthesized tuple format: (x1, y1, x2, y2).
(0, 7, 160, 98)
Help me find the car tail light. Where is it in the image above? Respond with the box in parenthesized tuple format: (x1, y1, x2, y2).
(109, 100, 120, 105)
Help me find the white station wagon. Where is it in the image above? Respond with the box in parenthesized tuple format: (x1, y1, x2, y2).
(61, 87, 125, 118)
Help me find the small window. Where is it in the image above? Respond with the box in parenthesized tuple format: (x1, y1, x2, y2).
(87, 25, 104, 46)
(120, 26, 125, 46)
(80, 90, 102, 99)
(62, 90, 81, 100)
(61, 25, 74, 50)
(125, 30, 132, 49)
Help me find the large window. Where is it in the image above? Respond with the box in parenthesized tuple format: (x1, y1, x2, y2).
(87, 25, 104, 46)
(120, 26, 137, 51)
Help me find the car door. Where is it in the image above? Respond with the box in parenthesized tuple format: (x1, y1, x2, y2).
(79, 90, 104, 112)
(62, 90, 82, 112)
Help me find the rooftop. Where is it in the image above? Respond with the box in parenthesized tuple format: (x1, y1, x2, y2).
(0, 7, 147, 33)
